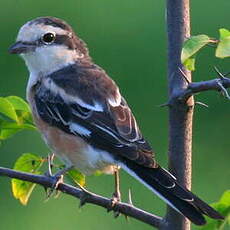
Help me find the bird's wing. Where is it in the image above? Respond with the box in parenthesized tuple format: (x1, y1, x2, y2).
(34, 64, 157, 168)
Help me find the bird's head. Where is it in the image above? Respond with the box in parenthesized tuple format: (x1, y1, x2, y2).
(9, 17, 89, 74)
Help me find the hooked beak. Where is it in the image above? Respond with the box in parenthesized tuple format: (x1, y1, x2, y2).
(9, 41, 36, 54)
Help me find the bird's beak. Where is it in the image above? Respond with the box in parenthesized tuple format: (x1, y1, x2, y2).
(9, 41, 36, 54)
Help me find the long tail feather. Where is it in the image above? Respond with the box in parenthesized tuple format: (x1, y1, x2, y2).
(121, 160, 224, 226)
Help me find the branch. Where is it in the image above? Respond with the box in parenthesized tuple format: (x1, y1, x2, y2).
(177, 76, 230, 103)
(0, 167, 164, 229)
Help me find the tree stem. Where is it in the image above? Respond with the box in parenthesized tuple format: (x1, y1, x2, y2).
(161, 0, 193, 229)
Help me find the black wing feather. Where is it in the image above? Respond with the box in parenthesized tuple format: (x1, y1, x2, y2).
(34, 75, 156, 168)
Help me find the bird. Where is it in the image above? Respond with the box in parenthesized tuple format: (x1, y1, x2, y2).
(9, 16, 223, 226)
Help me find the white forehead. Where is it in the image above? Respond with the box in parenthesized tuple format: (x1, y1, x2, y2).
(16, 22, 68, 42)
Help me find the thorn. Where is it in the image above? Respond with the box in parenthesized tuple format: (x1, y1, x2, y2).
(114, 210, 120, 218)
(54, 190, 61, 199)
(43, 186, 50, 202)
(224, 71, 230, 77)
(124, 214, 130, 222)
(214, 66, 225, 80)
(195, 101, 209, 108)
(158, 102, 170, 107)
(78, 187, 91, 208)
(216, 79, 230, 100)
(178, 67, 190, 84)
(79, 193, 88, 208)
(128, 188, 133, 206)
(107, 207, 112, 213)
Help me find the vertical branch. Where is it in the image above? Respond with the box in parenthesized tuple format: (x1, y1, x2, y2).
(161, 0, 194, 229)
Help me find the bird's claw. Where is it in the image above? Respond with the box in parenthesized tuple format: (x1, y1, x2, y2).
(107, 191, 121, 218)
(44, 154, 73, 200)
(44, 173, 64, 199)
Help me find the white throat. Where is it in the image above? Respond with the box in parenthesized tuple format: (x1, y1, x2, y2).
(23, 45, 84, 95)
(23, 45, 83, 99)
(22, 45, 81, 76)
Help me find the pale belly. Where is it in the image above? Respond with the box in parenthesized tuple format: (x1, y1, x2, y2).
(30, 111, 116, 175)
(36, 118, 117, 175)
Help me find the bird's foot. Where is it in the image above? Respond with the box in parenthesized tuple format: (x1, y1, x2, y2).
(44, 154, 73, 199)
(107, 191, 121, 218)
(44, 173, 64, 199)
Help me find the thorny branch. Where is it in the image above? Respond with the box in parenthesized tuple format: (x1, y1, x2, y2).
(0, 167, 164, 229)
(165, 68, 230, 106)
(0, 70, 228, 229)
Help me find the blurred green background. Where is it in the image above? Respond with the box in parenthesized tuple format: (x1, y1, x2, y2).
(0, 0, 229, 229)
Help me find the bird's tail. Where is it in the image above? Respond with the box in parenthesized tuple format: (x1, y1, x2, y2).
(121, 160, 224, 225)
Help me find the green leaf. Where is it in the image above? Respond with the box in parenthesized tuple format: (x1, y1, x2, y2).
(0, 96, 36, 141)
(12, 153, 44, 205)
(181, 35, 211, 68)
(17, 111, 34, 127)
(67, 169, 85, 187)
(0, 127, 23, 140)
(5, 96, 30, 112)
(183, 57, 196, 71)
(213, 190, 230, 218)
(199, 190, 230, 230)
(216, 28, 230, 58)
(0, 121, 36, 140)
(0, 97, 18, 122)
(0, 122, 36, 130)
(5, 96, 34, 125)
(220, 190, 230, 206)
(198, 219, 219, 230)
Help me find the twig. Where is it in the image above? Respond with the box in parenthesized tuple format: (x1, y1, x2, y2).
(216, 79, 230, 100)
(0, 167, 164, 229)
(173, 68, 230, 103)
(177, 76, 230, 102)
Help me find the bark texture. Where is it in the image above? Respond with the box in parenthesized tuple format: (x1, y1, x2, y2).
(161, 0, 193, 229)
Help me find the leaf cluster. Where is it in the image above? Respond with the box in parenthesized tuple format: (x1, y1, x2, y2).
(181, 28, 230, 71)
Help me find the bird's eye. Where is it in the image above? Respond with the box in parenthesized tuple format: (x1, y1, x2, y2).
(42, 32, 56, 44)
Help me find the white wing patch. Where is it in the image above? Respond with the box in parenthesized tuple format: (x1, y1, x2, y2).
(43, 78, 104, 112)
(108, 88, 121, 107)
(69, 123, 91, 137)
(94, 123, 126, 146)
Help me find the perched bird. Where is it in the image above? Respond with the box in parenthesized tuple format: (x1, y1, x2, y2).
(9, 16, 223, 225)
